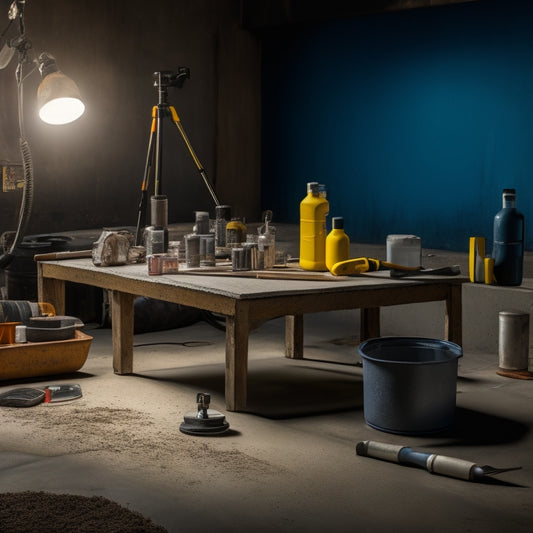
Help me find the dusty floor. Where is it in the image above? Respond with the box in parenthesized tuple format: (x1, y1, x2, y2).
(0, 309, 532, 532)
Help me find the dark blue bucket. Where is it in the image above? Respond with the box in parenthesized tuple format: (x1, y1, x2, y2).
(358, 337, 463, 435)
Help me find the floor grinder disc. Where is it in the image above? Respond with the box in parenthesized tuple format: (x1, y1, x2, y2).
(179, 392, 230, 436)
(179, 408, 230, 436)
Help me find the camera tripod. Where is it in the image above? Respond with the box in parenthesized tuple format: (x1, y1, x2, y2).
(134, 69, 220, 245)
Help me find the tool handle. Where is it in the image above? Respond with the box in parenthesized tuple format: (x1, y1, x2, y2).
(358, 441, 478, 481)
(356, 440, 406, 463)
(33, 250, 93, 261)
(426, 454, 476, 480)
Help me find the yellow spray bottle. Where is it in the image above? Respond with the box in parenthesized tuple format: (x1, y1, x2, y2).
(299, 182, 329, 271)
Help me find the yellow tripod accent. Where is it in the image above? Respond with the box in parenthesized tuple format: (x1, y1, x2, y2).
(135, 93, 220, 245)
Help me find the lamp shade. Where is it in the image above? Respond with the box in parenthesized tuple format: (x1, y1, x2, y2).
(37, 70, 85, 125)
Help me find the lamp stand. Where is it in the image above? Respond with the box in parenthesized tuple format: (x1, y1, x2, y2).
(134, 70, 220, 246)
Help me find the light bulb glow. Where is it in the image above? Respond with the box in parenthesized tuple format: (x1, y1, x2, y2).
(39, 97, 85, 125)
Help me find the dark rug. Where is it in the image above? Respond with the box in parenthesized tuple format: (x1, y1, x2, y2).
(0, 491, 168, 532)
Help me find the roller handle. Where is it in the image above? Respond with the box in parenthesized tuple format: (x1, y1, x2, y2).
(356, 440, 477, 480)
(356, 440, 406, 463)
(426, 454, 477, 480)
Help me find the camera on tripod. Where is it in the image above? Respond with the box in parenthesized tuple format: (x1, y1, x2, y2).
(153, 68, 190, 89)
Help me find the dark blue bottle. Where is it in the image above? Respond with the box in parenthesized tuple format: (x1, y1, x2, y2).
(492, 189, 524, 286)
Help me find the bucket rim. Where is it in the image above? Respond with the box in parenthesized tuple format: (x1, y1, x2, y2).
(358, 336, 463, 365)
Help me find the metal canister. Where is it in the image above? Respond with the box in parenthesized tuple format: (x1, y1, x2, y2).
(215, 205, 232, 247)
(498, 310, 529, 371)
(243, 242, 258, 270)
(185, 233, 201, 268)
(232, 247, 250, 271)
(226, 218, 246, 248)
(151, 195, 168, 227)
(199, 234, 215, 267)
(145, 226, 165, 255)
(194, 211, 210, 235)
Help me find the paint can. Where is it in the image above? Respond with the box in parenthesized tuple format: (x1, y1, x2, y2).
(386, 235, 421, 268)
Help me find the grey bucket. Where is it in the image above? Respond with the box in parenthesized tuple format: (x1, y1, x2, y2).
(358, 337, 463, 435)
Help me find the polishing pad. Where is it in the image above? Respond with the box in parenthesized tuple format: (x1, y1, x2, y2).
(180, 408, 230, 436)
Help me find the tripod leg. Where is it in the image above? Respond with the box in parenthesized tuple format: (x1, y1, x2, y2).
(169, 105, 220, 206)
(135, 106, 157, 246)
(154, 104, 164, 196)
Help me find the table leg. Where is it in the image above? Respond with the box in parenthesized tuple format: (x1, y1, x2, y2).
(37, 263, 66, 315)
(285, 314, 304, 359)
(111, 290, 135, 375)
(445, 284, 463, 346)
(361, 307, 380, 340)
(225, 303, 250, 411)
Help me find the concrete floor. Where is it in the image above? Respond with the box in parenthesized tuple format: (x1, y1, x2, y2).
(1, 307, 532, 532)
(1, 224, 533, 531)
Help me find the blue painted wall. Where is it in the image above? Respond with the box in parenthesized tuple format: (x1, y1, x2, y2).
(261, 0, 533, 251)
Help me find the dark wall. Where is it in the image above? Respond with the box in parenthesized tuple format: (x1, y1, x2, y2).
(0, 0, 261, 237)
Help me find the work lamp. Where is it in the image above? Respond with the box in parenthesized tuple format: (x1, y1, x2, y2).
(37, 52, 85, 125)
(0, 0, 85, 268)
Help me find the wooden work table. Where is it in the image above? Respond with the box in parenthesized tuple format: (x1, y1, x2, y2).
(37, 259, 466, 411)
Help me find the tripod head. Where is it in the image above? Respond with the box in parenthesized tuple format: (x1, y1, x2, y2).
(153, 68, 190, 105)
(153, 68, 190, 88)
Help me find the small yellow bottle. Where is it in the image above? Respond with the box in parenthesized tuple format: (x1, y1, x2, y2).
(299, 182, 329, 271)
(326, 217, 350, 272)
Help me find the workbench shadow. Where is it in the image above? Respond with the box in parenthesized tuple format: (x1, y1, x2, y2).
(138, 357, 364, 419)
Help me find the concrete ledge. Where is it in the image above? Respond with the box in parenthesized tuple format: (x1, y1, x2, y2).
(382, 279, 533, 364)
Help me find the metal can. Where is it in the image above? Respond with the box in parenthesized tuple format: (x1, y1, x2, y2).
(185, 233, 201, 268)
(145, 226, 165, 255)
(215, 205, 232, 247)
(499, 310, 529, 371)
(232, 247, 250, 271)
(200, 234, 216, 267)
(226, 218, 246, 248)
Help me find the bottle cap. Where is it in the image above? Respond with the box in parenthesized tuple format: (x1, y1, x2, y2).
(195, 211, 210, 221)
(215, 205, 232, 219)
(332, 217, 344, 229)
(307, 182, 319, 194)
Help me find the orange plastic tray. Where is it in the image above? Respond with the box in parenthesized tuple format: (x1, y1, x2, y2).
(0, 322, 21, 345)
(0, 330, 92, 380)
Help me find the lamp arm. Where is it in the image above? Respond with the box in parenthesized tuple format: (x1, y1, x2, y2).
(0, 26, 34, 270)
(0, 137, 33, 269)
